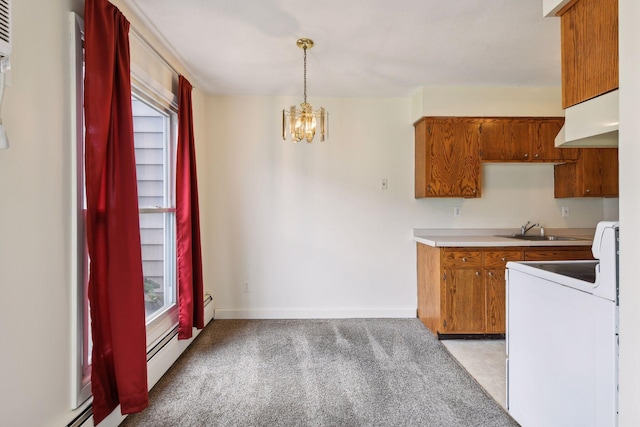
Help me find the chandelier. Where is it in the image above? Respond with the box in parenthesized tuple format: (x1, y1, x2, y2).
(282, 38, 328, 143)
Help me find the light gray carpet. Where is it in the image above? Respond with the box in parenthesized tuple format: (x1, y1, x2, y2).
(121, 319, 518, 427)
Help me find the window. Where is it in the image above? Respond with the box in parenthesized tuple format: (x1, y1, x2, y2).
(71, 12, 181, 408)
(132, 92, 179, 345)
(70, 12, 91, 408)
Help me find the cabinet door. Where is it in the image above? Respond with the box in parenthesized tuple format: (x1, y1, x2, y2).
(484, 249, 521, 334)
(443, 269, 485, 333)
(531, 118, 578, 161)
(486, 269, 506, 333)
(554, 148, 619, 198)
(424, 119, 481, 197)
(561, 0, 618, 108)
(580, 148, 618, 197)
(480, 118, 530, 161)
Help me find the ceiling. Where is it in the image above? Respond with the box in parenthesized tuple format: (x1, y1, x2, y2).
(121, 0, 561, 98)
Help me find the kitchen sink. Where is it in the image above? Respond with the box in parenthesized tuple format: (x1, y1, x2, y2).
(495, 234, 587, 241)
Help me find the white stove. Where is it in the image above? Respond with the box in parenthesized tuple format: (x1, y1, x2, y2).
(506, 221, 619, 427)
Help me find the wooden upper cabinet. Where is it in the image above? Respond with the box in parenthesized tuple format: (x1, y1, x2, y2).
(415, 117, 481, 198)
(480, 117, 578, 162)
(560, 0, 618, 108)
(479, 118, 530, 161)
(554, 148, 618, 197)
(531, 119, 579, 161)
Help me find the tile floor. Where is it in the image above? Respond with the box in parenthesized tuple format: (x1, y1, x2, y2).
(441, 339, 507, 409)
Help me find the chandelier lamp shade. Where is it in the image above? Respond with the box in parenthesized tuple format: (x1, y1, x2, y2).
(282, 38, 328, 143)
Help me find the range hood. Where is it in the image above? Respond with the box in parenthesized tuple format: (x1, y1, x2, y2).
(555, 90, 619, 148)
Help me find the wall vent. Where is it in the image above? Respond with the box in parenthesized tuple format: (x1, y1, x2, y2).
(0, 0, 11, 57)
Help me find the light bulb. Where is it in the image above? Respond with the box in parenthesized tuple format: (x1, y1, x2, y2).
(305, 115, 316, 142)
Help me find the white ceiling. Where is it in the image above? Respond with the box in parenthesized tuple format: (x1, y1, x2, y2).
(122, 0, 561, 97)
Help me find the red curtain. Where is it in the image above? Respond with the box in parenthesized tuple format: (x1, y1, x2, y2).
(176, 76, 205, 339)
(84, 0, 148, 423)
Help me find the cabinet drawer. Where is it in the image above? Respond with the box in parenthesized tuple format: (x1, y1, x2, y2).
(484, 250, 523, 268)
(443, 250, 483, 268)
(525, 248, 594, 261)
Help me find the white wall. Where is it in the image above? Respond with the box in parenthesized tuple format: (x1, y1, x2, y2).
(0, 1, 83, 425)
(617, 0, 640, 425)
(205, 96, 417, 318)
(413, 85, 565, 119)
(204, 88, 613, 318)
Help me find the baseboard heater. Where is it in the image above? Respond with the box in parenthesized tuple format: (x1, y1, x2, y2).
(66, 294, 214, 427)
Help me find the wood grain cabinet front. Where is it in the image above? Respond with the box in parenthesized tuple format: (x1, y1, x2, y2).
(480, 117, 578, 162)
(554, 148, 619, 198)
(484, 249, 524, 334)
(414, 117, 481, 198)
(417, 244, 594, 337)
(559, 0, 618, 108)
(414, 116, 620, 200)
(442, 268, 485, 333)
(524, 247, 595, 261)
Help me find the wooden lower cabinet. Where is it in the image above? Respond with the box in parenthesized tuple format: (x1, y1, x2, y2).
(417, 243, 594, 337)
(485, 269, 507, 333)
(525, 248, 594, 261)
(443, 268, 485, 333)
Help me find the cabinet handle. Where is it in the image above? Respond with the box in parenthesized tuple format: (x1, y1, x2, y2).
(586, 188, 591, 193)
(534, 153, 539, 158)
(472, 189, 477, 194)
(523, 153, 529, 158)
(501, 257, 506, 261)
(462, 257, 467, 262)
(475, 271, 480, 276)
(488, 272, 494, 277)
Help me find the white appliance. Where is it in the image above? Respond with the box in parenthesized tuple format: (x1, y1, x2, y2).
(506, 221, 619, 427)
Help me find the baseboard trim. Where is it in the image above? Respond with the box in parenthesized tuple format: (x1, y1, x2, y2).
(214, 308, 417, 320)
(73, 297, 216, 427)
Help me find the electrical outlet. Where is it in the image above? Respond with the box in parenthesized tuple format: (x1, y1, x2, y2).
(243, 282, 249, 293)
(561, 206, 569, 217)
(453, 206, 461, 218)
(381, 178, 388, 190)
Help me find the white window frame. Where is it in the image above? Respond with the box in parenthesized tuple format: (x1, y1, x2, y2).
(69, 12, 91, 409)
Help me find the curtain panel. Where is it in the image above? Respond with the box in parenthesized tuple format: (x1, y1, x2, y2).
(84, 0, 149, 423)
(176, 76, 205, 339)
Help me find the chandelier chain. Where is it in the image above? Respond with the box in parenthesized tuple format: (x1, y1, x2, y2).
(303, 46, 307, 104)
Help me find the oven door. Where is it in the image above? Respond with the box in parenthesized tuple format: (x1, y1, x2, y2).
(506, 267, 617, 427)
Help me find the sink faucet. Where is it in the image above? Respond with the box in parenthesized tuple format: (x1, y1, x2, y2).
(521, 221, 539, 235)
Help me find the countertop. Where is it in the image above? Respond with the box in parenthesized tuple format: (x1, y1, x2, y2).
(413, 228, 595, 248)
